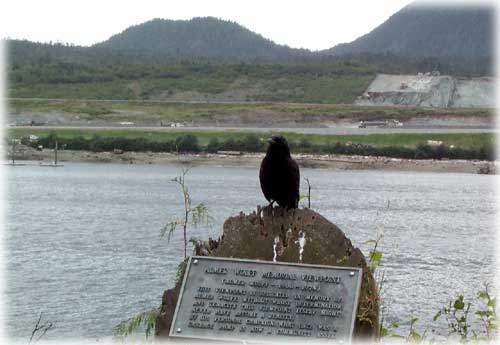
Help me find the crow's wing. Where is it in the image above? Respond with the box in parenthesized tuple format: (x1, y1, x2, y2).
(259, 155, 272, 202)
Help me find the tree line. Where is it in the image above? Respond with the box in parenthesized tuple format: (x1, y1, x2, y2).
(22, 133, 496, 161)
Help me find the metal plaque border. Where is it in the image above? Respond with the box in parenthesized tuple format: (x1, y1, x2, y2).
(169, 256, 363, 343)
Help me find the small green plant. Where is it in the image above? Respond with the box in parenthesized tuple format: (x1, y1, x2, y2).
(368, 234, 391, 342)
(406, 316, 427, 342)
(380, 317, 427, 342)
(114, 167, 211, 340)
(175, 257, 189, 284)
(160, 167, 212, 258)
(365, 233, 383, 273)
(365, 201, 496, 344)
(433, 294, 472, 341)
(380, 320, 399, 338)
(474, 284, 498, 341)
(378, 285, 498, 343)
(431, 284, 498, 343)
(304, 177, 311, 208)
(299, 176, 312, 208)
(113, 308, 159, 340)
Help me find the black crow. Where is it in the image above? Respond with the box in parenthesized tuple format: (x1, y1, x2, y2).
(259, 135, 300, 209)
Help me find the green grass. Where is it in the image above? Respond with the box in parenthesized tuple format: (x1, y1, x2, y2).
(8, 128, 495, 150)
(252, 75, 375, 104)
(7, 99, 494, 122)
(8, 73, 375, 104)
(8, 57, 379, 103)
(9, 81, 136, 100)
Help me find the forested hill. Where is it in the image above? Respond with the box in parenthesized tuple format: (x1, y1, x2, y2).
(5, 5, 495, 101)
(93, 17, 311, 60)
(327, 4, 493, 60)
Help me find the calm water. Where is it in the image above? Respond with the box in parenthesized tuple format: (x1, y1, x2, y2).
(5, 162, 497, 340)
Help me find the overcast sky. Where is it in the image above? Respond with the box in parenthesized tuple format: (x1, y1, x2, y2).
(1, 0, 411, 51)
(1, 0, 496, 51)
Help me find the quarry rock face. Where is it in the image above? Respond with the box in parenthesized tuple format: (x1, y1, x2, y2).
(155, 207, 379, 340)
(452, 77, 495, 108)
(355, 73, 494, 108)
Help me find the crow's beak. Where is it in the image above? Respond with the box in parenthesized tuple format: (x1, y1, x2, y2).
(267, 138, 274, 144)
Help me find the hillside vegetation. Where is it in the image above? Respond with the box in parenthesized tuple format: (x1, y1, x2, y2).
(8, 54, 375, 103)
(6, 3, 494, 102)
(94, 17, 310, 60)
(329, 5, 493, 60)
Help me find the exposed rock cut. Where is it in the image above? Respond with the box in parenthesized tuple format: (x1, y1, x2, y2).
(355, 74, 494, 108)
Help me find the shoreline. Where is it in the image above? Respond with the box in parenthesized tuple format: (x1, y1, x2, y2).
(13, 149, 497, 174)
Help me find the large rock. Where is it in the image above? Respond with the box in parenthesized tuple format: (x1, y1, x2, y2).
(155, 207, 379, 340)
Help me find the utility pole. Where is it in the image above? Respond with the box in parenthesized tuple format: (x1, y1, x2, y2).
(11, 138, 16, 165)
(54, 139, 58, 166)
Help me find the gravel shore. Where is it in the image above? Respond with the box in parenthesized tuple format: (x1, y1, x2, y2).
(16, 148, 497, 174)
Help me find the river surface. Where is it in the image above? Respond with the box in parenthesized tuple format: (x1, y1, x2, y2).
(4, 162, 497, 341)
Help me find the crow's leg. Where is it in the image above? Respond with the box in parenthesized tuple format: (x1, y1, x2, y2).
(270, 201, 276, 217)
(262, 200, 275, 218)
(264, 200, 275, 209)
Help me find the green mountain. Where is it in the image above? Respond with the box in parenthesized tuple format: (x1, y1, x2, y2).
(93, 17, 311, 60)
(6, 6, 494, 101)
(327, 3, 493, 60)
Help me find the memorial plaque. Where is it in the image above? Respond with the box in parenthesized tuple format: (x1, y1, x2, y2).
(170, 256, 362, 343)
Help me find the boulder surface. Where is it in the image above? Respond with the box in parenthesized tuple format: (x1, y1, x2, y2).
(155, 206, 379, 339)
